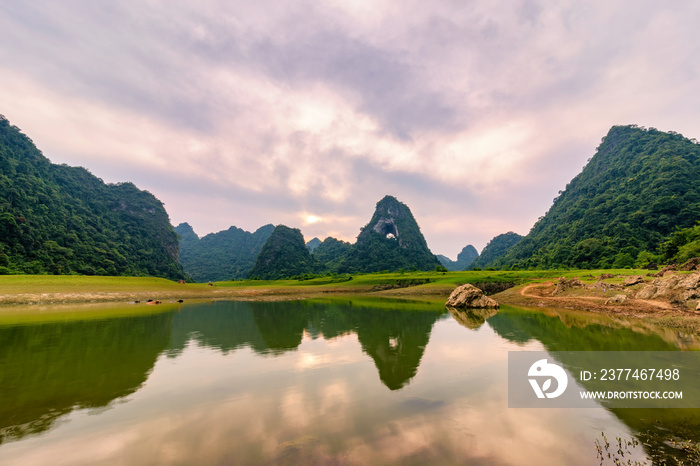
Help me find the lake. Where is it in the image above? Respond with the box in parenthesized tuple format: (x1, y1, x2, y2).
(0, 298, 698, 465)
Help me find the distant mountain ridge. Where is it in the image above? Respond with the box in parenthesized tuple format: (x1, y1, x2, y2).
(470, 232, 523, 269)
(0, 115, 184, 279)
(243, 196, 440, 279)
(175, 223, 274, 282)
(306, 237, 321, 252)
(437, 245, 479, 271)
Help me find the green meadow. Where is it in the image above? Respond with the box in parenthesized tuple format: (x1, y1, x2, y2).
(0, 268, 652, 303)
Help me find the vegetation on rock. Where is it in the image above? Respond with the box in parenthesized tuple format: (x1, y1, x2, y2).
(0, 115, 184, 279)
(492, 125, 700, 269)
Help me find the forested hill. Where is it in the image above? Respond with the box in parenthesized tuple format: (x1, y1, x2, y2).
(0, 115, 184, 279)
(470, 232, 523, 269)
(248, 225, 316, 280)
(493, 125, 700, 269)
(175, 223, 274, 282)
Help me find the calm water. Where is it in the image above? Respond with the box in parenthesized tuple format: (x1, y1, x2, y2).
(0, 298, 698, 465)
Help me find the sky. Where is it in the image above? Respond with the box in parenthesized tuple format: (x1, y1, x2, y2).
(1, 1, 699, 259)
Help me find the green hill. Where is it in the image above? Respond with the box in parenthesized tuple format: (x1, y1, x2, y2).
(247, 225, 316, 279)
(494, 125, 700, 269)
(0, 115, 184, 279)
(337, 195, 441, 273)
(312, 237, 351, 270)
(437, 244, 479, 271)
(175, 223, 274, 282)
(470, 232, 523, 269)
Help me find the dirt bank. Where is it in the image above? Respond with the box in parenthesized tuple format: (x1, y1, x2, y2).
(495, 278, 699, 318)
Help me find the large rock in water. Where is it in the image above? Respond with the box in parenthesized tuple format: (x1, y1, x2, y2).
(445, 284, 499, 309)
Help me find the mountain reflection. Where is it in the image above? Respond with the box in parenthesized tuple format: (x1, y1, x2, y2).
(0, 312, 174, 444)
(0, 299, 445, 445)
(170, 299, 446, 390)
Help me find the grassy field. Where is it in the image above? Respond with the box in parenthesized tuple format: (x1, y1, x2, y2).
(0, 268, 650, 304)
(1, 269, 697, 335)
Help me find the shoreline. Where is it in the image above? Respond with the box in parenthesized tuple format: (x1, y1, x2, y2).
(1, 271, 698, 335)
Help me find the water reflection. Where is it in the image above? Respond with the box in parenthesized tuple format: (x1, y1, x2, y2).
(169, 299, 445, 390)
(0, 312, 174, 444)
(0, 298, 444, 446)
(492, 305, 700, 464)
(448, 306, 498, 330)
(0, 299, 697, 465)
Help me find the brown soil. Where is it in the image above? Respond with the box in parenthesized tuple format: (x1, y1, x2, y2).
(495, 281, 698, 318)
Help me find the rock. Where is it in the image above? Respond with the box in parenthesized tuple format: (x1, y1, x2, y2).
(623, 275, 644, 286)
(697, 302, 700, 311)
(676, 272, 700, 291)
(594, 280, 622, 292)
(605, 294, 627, 305)
(636, 285, 658, 300)
(655, 265, 677, 277)
(553, 277, 585, 295)
(680, 258, 700, 271)
(654, 276, 680, 299)
(674, 272, 700, 301)
(599, 273, 615, 280)
(446, 284, 499, 309)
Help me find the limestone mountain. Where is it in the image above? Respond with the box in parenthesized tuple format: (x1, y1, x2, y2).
(493, 125, 700, 269)
(175, 223, 274, 282)
(0, 115, 184, 279)
(248, 225, 316, 279)
(470, 232, 523, 269)
(337, 195, 441, 273)
(438, 244, 479, 271)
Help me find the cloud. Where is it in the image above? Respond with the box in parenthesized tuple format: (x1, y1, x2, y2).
(1, 0, 699, 257)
